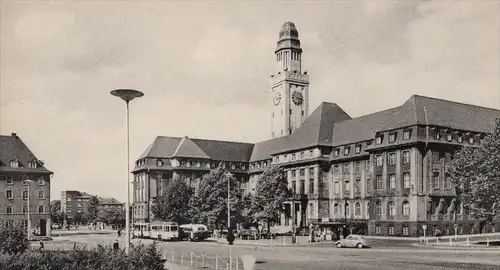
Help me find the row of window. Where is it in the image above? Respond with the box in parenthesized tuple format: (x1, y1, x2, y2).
(5, 189, 46, 200)
(4, 204, 45, 214)
(375, 224, 410, 236)
(290, 180, 315, 195)
(333, 202, 366, 217)
(374, 173, 412, 190)
(375, 151, 411, 167)
(2, 176, 46, 185)
(432, 128, 480, 144)
(276, 50, 301, 62)
(374, 201, 411, 216)
(274, 149, 317, 164)
(333, 161, 371, 174)
(8, 159, 40, 169)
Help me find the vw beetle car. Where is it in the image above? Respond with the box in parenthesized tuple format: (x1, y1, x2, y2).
(335, 234, 370, 248)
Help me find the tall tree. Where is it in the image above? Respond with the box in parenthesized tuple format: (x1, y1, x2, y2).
(87, 196, 100, 223)
(50, 200, 61, 224)
(98, 208, 126, 228)
(190, 164, 244, 229)
(250, 165, 292, 232)
(151, 177, 192, 223)
(448, 118, 500, 223)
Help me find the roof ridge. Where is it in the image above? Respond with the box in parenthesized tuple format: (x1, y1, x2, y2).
(412, 94, 500, 111)
(171, 136, 188, 157)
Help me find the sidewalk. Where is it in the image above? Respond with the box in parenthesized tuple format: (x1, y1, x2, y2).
(212, 237, 332, 247)
(52, 229, 114, 237)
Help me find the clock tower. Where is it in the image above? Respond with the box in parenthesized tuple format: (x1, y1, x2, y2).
(270, 22, 310, 139)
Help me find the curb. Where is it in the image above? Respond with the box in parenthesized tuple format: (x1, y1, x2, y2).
(213, 239, 333, 247)
(410, 243, 500, 250)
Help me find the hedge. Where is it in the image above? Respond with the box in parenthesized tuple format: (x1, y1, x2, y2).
(0, 243, 165, 270)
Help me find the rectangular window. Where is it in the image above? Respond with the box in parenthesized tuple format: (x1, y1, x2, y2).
(376, 175, 383, 190)
(344, 181, 350, 194)
(403, 151, 410, 164)
(300, 180, 305, 194)
(403, 173, 410, 189)
(457, 135, 463, 143)
(291, 181, 296, 193)
(299, 169, 305, 177)
(388, 153, 396, 165)
(389, 133, 396, 143)
(376, 155, 383, 167)
(375, 225, 381, 235)
(5, 176, 13, 185)
(333, 149, 339, 157)
(309, 167, 314, 178)
(38, 190, 45, 199)
(375, 136, 383, 145)
(6, 205, 13, 214)
(355, 162, 361, 172)
(468, 136, 474, 144)
(389, 174, 396, 189)
(344, 147, 350, 156)
(366, 160, 371, 171)
(38, 205, 44, 214)
(388, 226, 395, 235)
(446, 133, 453, 142)
(309, 150, 313, 157)
(343, 163, 350, 174)
(435, 129, 441, 140)
(334, 182, 339, 195)
(292, 154, 296, 161)
(402, 226, 409, 236)
(403, 130, 411, 140)
(22, 205, 28, 214)
(432, 172, 440, 189)
(22, 190, 28, 200)
(291, 170, 296, 178)
(355, 178, 361, 193)
(445, 173, 451, 189)
(333, 165, 339, 174)
(309, 180, 314, 194)
(355, 144, 361, 154)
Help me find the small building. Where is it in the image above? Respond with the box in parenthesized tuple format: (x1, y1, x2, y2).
(0, 133, 53, 236)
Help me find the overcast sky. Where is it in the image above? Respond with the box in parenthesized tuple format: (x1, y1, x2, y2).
(1, 1, 500, 202)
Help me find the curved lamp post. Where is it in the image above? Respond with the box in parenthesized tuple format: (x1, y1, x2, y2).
(111, 89, 144, 255)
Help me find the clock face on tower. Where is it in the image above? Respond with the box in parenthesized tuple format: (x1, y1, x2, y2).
(292, 91, 304, 106)
(273, 92, 282, 106)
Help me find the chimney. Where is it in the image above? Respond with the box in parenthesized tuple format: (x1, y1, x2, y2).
(11, 133, 17, 137)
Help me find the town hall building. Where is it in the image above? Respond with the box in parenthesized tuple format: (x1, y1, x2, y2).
(132, 22, 500, 237)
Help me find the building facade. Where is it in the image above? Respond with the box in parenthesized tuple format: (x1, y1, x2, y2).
(0, 133, 53, 236)
(61, 190, 123, 219)
(132, 22, 500, 236)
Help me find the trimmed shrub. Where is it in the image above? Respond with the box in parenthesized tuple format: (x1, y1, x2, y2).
(0, 242, 165, 270)
(0, 222, 29, 254)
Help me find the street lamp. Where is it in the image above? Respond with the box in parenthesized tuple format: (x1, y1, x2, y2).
(224, 171, 234, 269)
(111, 89, 144, 255)
(25, 179, 35, 240)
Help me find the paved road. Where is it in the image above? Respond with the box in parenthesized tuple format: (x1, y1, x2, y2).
(51, 234, 500, 270)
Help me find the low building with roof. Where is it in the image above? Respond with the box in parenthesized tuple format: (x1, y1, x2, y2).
(132, 22, 500, 237)
(0, 133, 53, 236)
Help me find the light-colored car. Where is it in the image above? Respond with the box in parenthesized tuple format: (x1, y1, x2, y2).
(335, 234, 370, 248)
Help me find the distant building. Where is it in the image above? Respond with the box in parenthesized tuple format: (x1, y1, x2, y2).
(61, 190, 123, 219)
(132, 22, 500, 236)
(97, 197, 124, 212)
(0, 133, 53, 236)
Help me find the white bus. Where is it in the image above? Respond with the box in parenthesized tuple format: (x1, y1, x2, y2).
(149, 221, 179, 241)
(179, 224, 210, 241)
(133, 223, 151, 239)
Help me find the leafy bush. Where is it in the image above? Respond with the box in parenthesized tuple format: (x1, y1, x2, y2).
(0, 242, 165, 270)
(0, 222, 29, 254)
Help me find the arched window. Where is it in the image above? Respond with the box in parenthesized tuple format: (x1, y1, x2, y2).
(334, 203, 339, 217)
(345, 203, 350, 218)
(388, 201, 395, 216)
(355, 203, 361, 217)
(375, 201, 382, 215)
(402, 201, 410, 215)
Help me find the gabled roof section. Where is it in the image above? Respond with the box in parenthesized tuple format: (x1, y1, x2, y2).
(191, 138, 254, 162)
(172, 137, 210, 159)
(137, 136, 182, 159)
(0, 134, 51, 173)
(411, 95, 500, 133)
(250, 102, 352, 161)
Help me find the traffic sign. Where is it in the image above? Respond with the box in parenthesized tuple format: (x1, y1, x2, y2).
(422, 225, 427, 230)
(454, 224, 459, 229)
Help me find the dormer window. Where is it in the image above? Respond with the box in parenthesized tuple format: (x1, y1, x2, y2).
(355, 144, 361, 154)
(10, 160, 19, 168)
(292, 154, 296, 161)
(300, 152, 305, 159)
(468, 136, 474, 144)
(344, 146, 350, 156)
(375, 136, 383, 145)
(231, 164, 236, 170)
(457, 134, 463, 143)
(389, 133, 397, 143)
(263, 161, 267, 167)
(257, 163, 261, 169)
(403, 130, 412, 140)
(37, 176, 45, 185)
(156, 159, 163, 167)
(241, 164, 246, 170)
(333, 149, 340, 157)
(186, 161, 191, 167)
(196, 162, 201, 168)
(434, 129, 441, 140)
(251, 164, 255, 170)
(309, 150, 313, 157)
(446, 132, 453, 142)
(28, 160, 38, 168)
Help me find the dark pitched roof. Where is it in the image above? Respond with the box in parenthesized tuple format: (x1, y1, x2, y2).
(172, 137, 210, 159)
(331, 95, 500, 146)
(190, 138, 254, 162)
(250, 102, 352, 161)
(98, 197, 123, 205)
(0, 134, 52, 173)
(138, 136, 182, 159)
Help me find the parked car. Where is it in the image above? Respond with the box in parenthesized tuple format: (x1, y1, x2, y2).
(334, 234, 370, 248)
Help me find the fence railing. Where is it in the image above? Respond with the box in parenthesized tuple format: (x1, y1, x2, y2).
(160, 248, 242, 270)
(418, 232, 500, 247)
